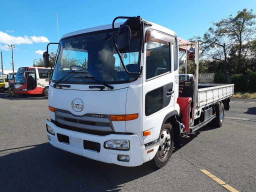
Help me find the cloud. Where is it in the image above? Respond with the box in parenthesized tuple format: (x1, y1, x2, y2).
(36, 50, 45, 55)
(31, 36, 49, 43)
(0, 44, 10, 51)
(0, 31, 49, 45)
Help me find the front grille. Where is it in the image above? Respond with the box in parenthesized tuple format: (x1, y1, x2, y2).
(55, 109, 114, 133)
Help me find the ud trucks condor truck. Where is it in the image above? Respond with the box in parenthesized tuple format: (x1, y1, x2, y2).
(15, 67, 51, 96)
(43, 16, 234, 168)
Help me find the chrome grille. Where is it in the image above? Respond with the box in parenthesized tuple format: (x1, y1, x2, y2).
(55, 109, 114, 132)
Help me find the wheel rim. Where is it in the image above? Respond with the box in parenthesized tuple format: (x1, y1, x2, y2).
(158, 129, 171, 159)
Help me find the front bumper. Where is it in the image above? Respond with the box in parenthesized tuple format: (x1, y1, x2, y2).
(46, 120, 155, 167)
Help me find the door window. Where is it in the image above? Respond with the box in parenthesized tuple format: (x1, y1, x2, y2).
(146, 41, 171, 79)
(27, 70, 37, 90)
(38, 69, 51, 79)
(174, 38, 178, 71)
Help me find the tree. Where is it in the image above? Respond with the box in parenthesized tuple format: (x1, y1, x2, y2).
(203, 23, 230, 81)
(247, 39, 256, 71)
(202, 9, 256, 78)
(223, 9, 256, 72)
(34, 52, 57, 68)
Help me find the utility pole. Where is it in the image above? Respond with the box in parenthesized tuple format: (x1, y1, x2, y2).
(8, 44, 15, 73)
(1, 52, 3, 74)
(185, 49, 188, 74)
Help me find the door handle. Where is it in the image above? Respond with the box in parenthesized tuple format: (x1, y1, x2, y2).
(166, 90, 174, 96)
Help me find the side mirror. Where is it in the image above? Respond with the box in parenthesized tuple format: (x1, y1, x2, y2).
(117, 25, 131, 51)
(43, 51, 50, 68)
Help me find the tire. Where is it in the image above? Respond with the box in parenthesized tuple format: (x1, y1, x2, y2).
(212, 102, 224, 127)
(0, 87, 4, 92)
(150, 123, 174, 169)
(43, 87, 49, 96)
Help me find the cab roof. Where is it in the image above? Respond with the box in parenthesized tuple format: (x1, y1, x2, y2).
(61, 19, 177, 40)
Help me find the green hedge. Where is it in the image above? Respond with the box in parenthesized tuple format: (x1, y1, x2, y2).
(214, 71, 226, 83)
(247, 70, 256, 92)
(231, 74, 248, 92)
(231, 70, 256, 92)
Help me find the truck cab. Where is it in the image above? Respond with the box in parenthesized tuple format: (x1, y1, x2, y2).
(45, 17, 180, 167)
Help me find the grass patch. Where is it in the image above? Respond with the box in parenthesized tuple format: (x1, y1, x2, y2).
(233, 92, 256, 99)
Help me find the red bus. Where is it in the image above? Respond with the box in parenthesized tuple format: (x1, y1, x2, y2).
(15, 67, 51, 96)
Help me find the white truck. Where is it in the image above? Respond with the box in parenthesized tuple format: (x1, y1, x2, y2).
(43, 16, 234, 168)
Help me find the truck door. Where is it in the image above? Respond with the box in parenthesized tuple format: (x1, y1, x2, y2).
(143, 29, 176, 140)
(27, 69, 37, 90)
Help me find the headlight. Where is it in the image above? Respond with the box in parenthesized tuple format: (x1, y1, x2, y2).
(104, 140, 130, 151)
(46, 124, 55, 135)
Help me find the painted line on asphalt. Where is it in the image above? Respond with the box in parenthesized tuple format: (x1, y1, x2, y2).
(201, 169, 239, 192)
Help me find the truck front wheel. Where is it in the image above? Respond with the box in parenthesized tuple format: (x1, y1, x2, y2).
(150, 123, 174, 169)
(212, 102, 225, 127)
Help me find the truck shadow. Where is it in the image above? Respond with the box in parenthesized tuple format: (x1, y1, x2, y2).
(173, 124, 216, 151)
(245, 107, 256, 115)
(0, 143, 156, 192)
(0, 130, 209, 192)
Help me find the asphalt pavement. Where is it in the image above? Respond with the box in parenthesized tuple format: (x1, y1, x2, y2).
(0, 93, 255, 192)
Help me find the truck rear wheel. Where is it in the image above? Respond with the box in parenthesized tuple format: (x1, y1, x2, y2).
(212, 102, 224, 127)
(150, 123, 174, 169)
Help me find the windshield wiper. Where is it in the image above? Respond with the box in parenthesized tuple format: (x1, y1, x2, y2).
(74, 75, 114, 90)
(53, 71, 114, 90)
(53, 70, 89, 88)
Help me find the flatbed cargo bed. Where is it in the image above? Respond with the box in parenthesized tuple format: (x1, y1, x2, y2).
(198, 84, 234, 108)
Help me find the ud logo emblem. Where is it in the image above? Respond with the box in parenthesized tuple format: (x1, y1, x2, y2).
(71, 98, 84, 112)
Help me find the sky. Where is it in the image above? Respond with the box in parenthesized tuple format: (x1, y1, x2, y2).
(0, 0, 256, 71)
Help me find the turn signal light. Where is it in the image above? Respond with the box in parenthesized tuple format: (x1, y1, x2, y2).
(143, 130, 151, 136)
(147, 149, 154, 154)
(48, 106, 55, 112)
(110, 113, 139, 121)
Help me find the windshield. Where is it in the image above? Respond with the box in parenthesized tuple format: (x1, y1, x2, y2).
(52, 29, 141, 84)
(8, 73, 16, 80)
(15, 67, 28, 84)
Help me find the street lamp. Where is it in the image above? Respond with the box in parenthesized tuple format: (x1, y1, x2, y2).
(8, 44, 15, 73)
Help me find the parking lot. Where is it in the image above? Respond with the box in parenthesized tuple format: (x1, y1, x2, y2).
(0, 93, 256, 192)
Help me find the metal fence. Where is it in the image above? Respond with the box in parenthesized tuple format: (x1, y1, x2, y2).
(199, 73, 214, 83)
